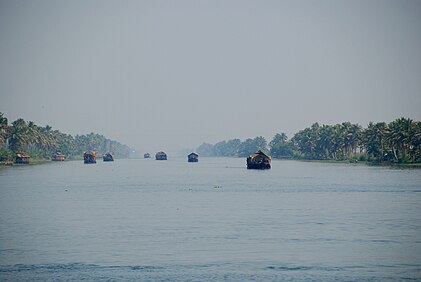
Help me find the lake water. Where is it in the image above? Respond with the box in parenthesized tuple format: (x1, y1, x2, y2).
(0, 158, 420, 281)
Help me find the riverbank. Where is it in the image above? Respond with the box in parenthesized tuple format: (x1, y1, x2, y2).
(2, 156, 420, 169)
(1, 158, 51, 167)
(272, 157, 421, 168)
(273, 157, 364, 164)
(0, 157, 83, 167)
(390, 163, 421, 168)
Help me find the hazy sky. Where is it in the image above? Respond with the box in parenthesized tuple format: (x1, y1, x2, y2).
(1, 0, 421, 153)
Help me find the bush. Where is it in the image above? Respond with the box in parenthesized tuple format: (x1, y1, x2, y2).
(0, 148, 13, 161)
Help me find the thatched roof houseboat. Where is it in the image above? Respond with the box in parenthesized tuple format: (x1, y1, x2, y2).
(83, 151, 97, 164)
(103, 152, 114, 162)
(144, 153, 151, 158)
(52, 152, 65, 161)
(155, 151, 167, 160)
(15, 153, 30, 164)
(188, 152, 199, 162)
(246, 150, 271, 169)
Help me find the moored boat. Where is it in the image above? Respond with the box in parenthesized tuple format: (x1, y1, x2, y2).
(52, 152, 65, 161)
(83, 151, 97, 164)
(15, 153, 30, 164)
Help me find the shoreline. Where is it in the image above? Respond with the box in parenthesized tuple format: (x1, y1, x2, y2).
(2, 156, 420, 169)
(271, 157, 421, 168)
(0, 157, 82, 167)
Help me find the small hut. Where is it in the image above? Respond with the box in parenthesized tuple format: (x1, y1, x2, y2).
(188, 152, 199, 162)
(155, 151, 167, 160)
(103, 152, 114, 162)
(144, 153, 151, 158)
(83, 151, 97, 164)
(52, 152, 65, 161)
(15, 153, 30, 164)
(246, 150, 271, 169)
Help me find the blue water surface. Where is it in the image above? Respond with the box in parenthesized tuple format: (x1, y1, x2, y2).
(1, 158, 420, 281)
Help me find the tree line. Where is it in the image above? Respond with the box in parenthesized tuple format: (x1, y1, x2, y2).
(196, 117, 421, 164)
(0, 112, 132, 161)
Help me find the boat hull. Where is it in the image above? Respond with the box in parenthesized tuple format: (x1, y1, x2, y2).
(247, 163, 271, 169)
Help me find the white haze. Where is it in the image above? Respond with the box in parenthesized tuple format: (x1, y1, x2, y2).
(1, 0, 421, 154)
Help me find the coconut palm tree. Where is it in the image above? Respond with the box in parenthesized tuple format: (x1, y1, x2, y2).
(386, 118, 413, 162)
(361, 122, 388, 162)
(269, 133, 293, 158)
(0, 112, 8, 146)
(8, 118, 30, 152)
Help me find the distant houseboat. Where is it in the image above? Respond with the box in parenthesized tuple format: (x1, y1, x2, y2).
(188, 152, 199, 162)
(15, 153, 30, 164)
(144, 153, 151, 158)
(103, 152, 114, 162)
(155, 151, 167, 160)
(52, 152, 65, 161)
(83, 151, 97, 164)
(246, 150, 271, 169)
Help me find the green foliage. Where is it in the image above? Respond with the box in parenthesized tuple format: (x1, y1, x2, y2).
(0, 148, 13, 161)
(269, 133, 293, 158)
(196, 143, 215, 157)
(196, 118, 421, 164)
(197, 137, 267, 157)
(238, 137, 267, 157)
(0, 113, 8, 144)
(0, 112, 132, 160)
(360, 118, 421, 163)
(290, 122, 362, 160)
(290, 118, 421, 163)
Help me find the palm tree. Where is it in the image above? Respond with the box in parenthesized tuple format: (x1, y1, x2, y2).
(291, 124, 319, 159)
(27, 121, 42, 150)
(8, 119, 30, 152)
(269, 133, 293, 158)
(0, 112, 8, 146)
(318, 125, 336, 159)
(340, 122, 361, 157)
(238, 137, 267, 157)
(361, 122, 388, 162)
(410, 121, 421, 162)
(386, 118, 413, 162)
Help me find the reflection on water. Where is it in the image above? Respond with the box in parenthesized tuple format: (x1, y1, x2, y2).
(1, 158, 421, 281)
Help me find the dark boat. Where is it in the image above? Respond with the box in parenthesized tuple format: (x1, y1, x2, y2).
(144, 153, 151, 158)
(103, 152, 114, 162)
(188, 152, 199, 162)
(15, 153, 30, 164)
(246, 150, 271, 169)
(52, 152, 65, 161)
(83, 151, 97, 164)
(155, 151, 167, 160)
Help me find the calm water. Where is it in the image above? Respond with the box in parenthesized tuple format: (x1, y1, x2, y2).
(0, 158, 420, 281)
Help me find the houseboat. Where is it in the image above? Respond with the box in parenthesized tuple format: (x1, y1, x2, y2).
(188, 152, 199, 162)
(83, 151, 97, 164)
(246, 150, 271, 169)
(103, 152, 114, 162)
(52, 152, 65, 161)
(155, 151, 167, 160)
(15, 153, 30, 164)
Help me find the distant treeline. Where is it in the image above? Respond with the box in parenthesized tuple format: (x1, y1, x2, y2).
(0, 112, 132, 161)
(197, 118, 421, 164)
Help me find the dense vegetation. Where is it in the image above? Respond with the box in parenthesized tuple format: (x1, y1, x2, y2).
(0, 112, 132, 161)
(197, 118, 421, 164)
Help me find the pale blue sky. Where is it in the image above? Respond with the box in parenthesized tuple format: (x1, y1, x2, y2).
(1, 0, 420, 153)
